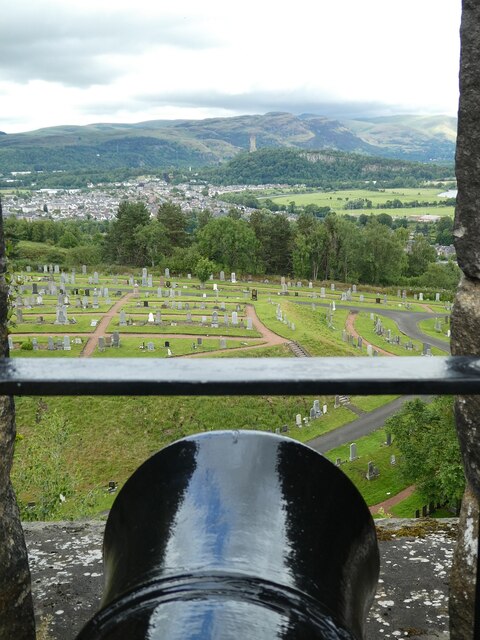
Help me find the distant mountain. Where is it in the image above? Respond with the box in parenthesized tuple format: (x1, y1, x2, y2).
(0, 112, 456, 173)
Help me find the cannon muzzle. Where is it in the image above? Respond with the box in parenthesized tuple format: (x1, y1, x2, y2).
(77, 430, 379, 639)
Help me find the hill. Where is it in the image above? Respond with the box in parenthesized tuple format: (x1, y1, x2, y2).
(0, 112, 456, 173)
(201, 148, 454, 187)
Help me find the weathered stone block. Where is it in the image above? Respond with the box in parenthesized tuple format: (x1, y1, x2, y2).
(454, 0, 480, 279)
(449, 485, 478, 640)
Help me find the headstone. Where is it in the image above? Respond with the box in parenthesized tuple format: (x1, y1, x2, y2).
(334, 395, 340, 409)
(246, 317, 253, 330)
(165, 268, 170, 278)
(32, 338, 38, 351)
(119, 309, 127, 326)
(82, 265, 87, 275)
(323, 404, 327, 414)
(63, 336, 71, 351)
(295, 414, 302, 427)
(352, 285, 357, 293)
(32, 283, 38, 294)
(148, 312, 154, 323)
(186, 312, 192, 323)
(436, 292, 440, 302)
(320, 287, 325, 298)
(112, 332, 120, 347)
(231, 272, 236, 283)
(43, 265, 48, 273)
(232, 311, 238, 325)
(220, 271, 225, 281)
(26, 265, 31, 272)
(359, 294, 365, 303)
(367, 344, 373, 356)
(385, 432, 392, 447)
(93, 296, 99, 309)
(147, 342, 155, 352)
(213, 283, 218, 291)
(349, 443, 357, 461)
(419, 292, 424, 301)
(16, 308, 23, 323)
(331, 283, 335, 291)
(197, 337, 203, 345)
(7, 336, 14, 351)
(390, 455, 396, 465)
(219, 338, 227, 349)
(308, 281, 313, 289)
(47, 336, 54, 351)
(55, 305, 68, 325)
(98, 336, 105, 352)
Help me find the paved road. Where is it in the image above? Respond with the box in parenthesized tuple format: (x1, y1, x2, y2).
(307, 394, 432, 453)
(295, 301, 450, 353)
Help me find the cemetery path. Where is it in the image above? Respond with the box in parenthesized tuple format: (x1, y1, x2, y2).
(181, 305, 290, 357)
(345, 312, 396, 357)
(369, 485, 416, 515)
(81, 293, 134, 357)
(244, 304, 290, 346)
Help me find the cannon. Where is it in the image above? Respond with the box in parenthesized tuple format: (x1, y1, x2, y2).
(77, 431, 379, 639)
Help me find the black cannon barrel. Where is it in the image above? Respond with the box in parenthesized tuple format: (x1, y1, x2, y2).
(77, 431, 379, 639)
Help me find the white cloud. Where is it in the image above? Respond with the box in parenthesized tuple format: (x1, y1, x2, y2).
(0, 0, 461, 133)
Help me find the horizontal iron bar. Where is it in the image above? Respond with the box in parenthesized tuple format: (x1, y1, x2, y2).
(0, 357, 479, 396)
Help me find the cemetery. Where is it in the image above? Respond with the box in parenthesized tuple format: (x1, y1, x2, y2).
(9, 264, 453, 525)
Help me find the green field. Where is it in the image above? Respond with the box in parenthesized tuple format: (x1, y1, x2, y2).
(417, 317, 450, 342)
(91, 336, 263, 357)
(267, 187, 455, 218)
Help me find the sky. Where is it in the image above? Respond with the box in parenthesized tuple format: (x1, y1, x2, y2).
(0, 0, 461, 134)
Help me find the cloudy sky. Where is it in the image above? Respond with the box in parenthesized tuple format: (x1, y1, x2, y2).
(0, 0, 461, 133)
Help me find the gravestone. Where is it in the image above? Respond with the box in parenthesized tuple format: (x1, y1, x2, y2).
(93, 296, 99, 309)
(366, 461, 378, 481)
(219, 338, 227, 349)
(63, 336, 71, 351)
(155, 311, 162, 325)
(231, 311, 238, 325)
(26, 265, 31, 272)
(295, 414, 302, 427)
(186, 312, 192, 323)
(323, 404, 327, 414)
(32, 338, 38, 351)
(436, 292, 441, 302)
(352, 284, 357, 293)
(367, 344, 373, 356)
(16, 308, 23, 323)
(385, 432, 392, 447)
(148, 312, 154, 323)
(246, 317, 253, 330)
(32, 283, 38, 294)
(141, 268, 147, 287)
(7, 335, 14, 350)
(165, 268, 170, 278)
(147, 342, 155, 352)
(201, 315, 207, 324)
(419, 292, 424, 301)
(349, 443, 357, 461)
(112, 332, 120, 347)
(331, 283, 335, 291)
(219, 271, 225, 281)
(231, 272, 236, 283)
(359, 294, 365, 303)
(43, 265, 48, 273)
(390, 455, 396, 465)
(197, 337, 203, 346)
(98, 336, 106, 351)
(47, 336, 54, 351)
(55, 306, 68, 324)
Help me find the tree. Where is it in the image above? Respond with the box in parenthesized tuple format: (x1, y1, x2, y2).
(198, 217, 259, 273)
(195, 257, 216, 284)
(135, 220, 168, 267)
(360, 219, 407, 285)
(157, 201, 188, 250)
(103, 201, 150, 265)
(386, 397, 465, 505)
(407, 234, 437, 277)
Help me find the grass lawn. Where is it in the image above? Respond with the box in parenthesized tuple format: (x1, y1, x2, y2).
(353, 312, 445, 356)
(11, 315, 99, 333)
(12, 393, 358, 519)
(417, 317, 450, 343)
(106, 318, 261, 337)
(214, 344, 293, 358)
(11, 335, 84, 357)
(254, 299, 358, 356)
(323, 429, 406, 506)
(91, 336, 264, 357)
(349, 395, 399, 412)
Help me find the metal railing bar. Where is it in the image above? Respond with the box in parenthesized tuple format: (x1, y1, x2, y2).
(0, 356, 479, 396)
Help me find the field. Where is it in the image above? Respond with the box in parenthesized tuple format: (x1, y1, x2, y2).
(265, 187, 455, 218)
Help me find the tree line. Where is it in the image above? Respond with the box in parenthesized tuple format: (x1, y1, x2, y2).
(5, 200, 459, 289)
